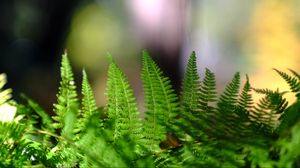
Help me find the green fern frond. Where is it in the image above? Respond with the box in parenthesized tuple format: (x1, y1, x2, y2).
(273, 69, 300, 97)
(252, 89, 288, 130)
(0, 73, 17, 123)
(179, 52, 205, 140)
(180, 51, 201, 113)
(213, 73, 241, 137)
(0, 73, 13, 106)
(21, 94, 54, 132)
(218, 72, 241, 111)
(78, 70, 103, 134)
(288, 68, 300, 79)
(238, 75, 254, 111)
(141, 50, 179, 151)
(53, 53, 79, 138)
(199, 68, 217, 111)
(106, 60, 142, 141)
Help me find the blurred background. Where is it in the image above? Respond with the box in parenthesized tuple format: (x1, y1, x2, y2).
(0, 0, 300, 113)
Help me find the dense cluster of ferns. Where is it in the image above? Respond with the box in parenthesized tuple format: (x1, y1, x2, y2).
(0, 51, 300, 167)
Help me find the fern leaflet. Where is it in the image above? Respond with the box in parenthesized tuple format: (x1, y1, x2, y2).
(106, 59, 142, 141)
(77, 70, 103, 135)
(141, 50, 179, 151)
(53, 53, 79, 139)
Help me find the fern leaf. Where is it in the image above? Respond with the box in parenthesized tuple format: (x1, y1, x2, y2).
(199, 68, 217, 111)
(179, 52, 216, 141)
(218, 72, 241, 112)
(180, 51, 201, 113)
(238, 75, 253, 111)
(53, 53, 79, 138)
(141, 50, 179, 151)
(0, 73, 17, 122)
(213, 73, 241, 137)
(179, 51, 201, 140)
(21, 94, 54, 132)
(106, 60, 142, 141)
(273, 69, 300, 96)
(252, 89, 288, 130)
(0, 73, 12, 106)
(78, 70, 103, 134)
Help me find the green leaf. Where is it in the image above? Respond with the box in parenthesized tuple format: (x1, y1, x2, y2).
(274, 69, 300, 97)
(53, 52, 79, 139)
(78, 70, 103, 135)
(141, 50, 179, 151)
(218, 72, 241, 111)
(180, 51, 201, 113)
(106, 59, 142, 141)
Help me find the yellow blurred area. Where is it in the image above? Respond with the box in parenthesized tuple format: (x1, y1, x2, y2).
(66, 3, 127, 71)
(246, 0, 300, 102)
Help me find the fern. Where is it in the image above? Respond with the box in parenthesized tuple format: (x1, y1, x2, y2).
(252, 88, 288, 131)
(77, 70, 103, 135)
(274, 68, 300, 98)
(2, 51, 300, 167)
(197, 68, 217, 136)
(0, 74, 53, 167)
(238, 75, 253, 111)
(53, 52, 79, 139)
(199, 68, 217, 110)
(141, 50, 179, 151)
(0, 74, 13, 106)
(215, 73, 241, 137)
(273, 69, 300, 132)
(106, 59, 142, 141)
(180, 51, 201, 113)
(218, 72, 241, 111)
(179, 51, 203, 141)
(179, 53, 217, 142)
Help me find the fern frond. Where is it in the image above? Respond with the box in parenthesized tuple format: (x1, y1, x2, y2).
(199, 68, 217, 108)
(213, 73, 241, 137)
(273, 69, 300, 96)
(238, 75, 253, 111)
(53, 53, 79, 139)
(288, 69, 300, 79)
(141, 50, 179, 151)
(180, 51, 201, 113)
(251, 89, 288, 131)
(221, 75, 256, 139)
(0, 73, 12, 106)
(0, 73, 17, 123)
(218, 72, 241, 110)
(21, 94, 54, 132)
(106, 60, 142, 141)
(179, 52, 206, 140)
(78, 70, 103, 135)
(195, 68, 218, 139)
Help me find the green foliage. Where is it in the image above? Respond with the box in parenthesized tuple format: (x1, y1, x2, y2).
(1, 51, 300, 167)
(106, 58, 142, 142)
(53, 53, 80, 139)
(78, 70, 103, 135)
(141, 50, 179, 151)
